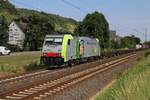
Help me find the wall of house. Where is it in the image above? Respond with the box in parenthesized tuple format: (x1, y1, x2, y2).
(8, 22, 25, 48)
(110, 30, 121, 42)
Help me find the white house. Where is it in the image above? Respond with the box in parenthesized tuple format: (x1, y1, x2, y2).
(8, 21, 26, 48)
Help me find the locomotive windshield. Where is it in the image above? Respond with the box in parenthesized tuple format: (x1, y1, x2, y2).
(45, 38, 63, 46)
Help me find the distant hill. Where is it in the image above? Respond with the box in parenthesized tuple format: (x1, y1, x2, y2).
(0, 0, 78, 33)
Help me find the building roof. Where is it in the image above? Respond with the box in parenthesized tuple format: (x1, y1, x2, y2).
(14, 21, 27, 33)
(110, 30, 122, 42)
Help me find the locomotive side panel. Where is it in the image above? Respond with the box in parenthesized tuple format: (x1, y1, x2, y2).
(79, 37, 100, 58)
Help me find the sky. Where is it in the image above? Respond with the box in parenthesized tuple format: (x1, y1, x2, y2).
(9, 0, 150, 42)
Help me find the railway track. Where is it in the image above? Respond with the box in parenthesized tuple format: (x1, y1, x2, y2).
(0, 69, 60, 93)
(0, 52, 129, 94)
(0, 52, 137, 100)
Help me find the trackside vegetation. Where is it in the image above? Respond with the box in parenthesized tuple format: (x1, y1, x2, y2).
(0, 52, 43, 73)
(96, 51, 150, 100)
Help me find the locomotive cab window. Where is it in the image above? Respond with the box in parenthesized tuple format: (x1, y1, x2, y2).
(54, 38, 62, 45)
(45, 38, 63, 46)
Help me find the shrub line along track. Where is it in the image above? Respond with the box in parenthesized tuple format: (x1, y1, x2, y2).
(0, 52, 137, 100)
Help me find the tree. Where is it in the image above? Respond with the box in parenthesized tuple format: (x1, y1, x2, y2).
(111, 40, 120, 49)
(24, 14, 54, 51)
(75, 11, 109, 49)
(133, 36, 140, 44)
(0, 0, 17, 14)
(120, 36, 138, 49)
(0, 16, 8, 46)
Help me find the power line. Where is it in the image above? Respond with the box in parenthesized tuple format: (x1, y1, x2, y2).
(10, 0, 87, 14)
(61, 0, 87, 13)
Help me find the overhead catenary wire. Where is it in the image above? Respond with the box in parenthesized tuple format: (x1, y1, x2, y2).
(61, 0, 87, 13)
(10, 0, 87, 14)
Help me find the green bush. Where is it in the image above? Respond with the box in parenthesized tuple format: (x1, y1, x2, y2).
(6, 44, 23, 52)
(24, 62, 45, 71)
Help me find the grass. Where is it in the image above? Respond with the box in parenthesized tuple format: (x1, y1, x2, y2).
(96, 51, 150, 100)
(0, 51, 42, 73)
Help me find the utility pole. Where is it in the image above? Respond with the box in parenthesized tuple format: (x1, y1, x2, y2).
(144, 28, 147, 42)
(109, 30, 111, 49)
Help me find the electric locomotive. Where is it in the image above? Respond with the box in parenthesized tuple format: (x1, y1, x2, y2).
(40, 34, 100, 67)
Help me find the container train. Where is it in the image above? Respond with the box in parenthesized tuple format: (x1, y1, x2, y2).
(40, 34, 139, 67)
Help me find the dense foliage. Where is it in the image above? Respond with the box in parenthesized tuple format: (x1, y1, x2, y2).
(120, 35, 140, 49)
(41, 12, 77, 33)
(75, 11, 110, 49)
(110, 40, 120, 49)
(0, 15, 8, 46)
(0, 0, 16, 13)
(23, 15, 54, 51)
(0, 0, 77, 51)
(0, 0, 77, 33)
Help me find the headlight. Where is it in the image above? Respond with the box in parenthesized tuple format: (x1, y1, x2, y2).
(43, 53, 47, 56)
